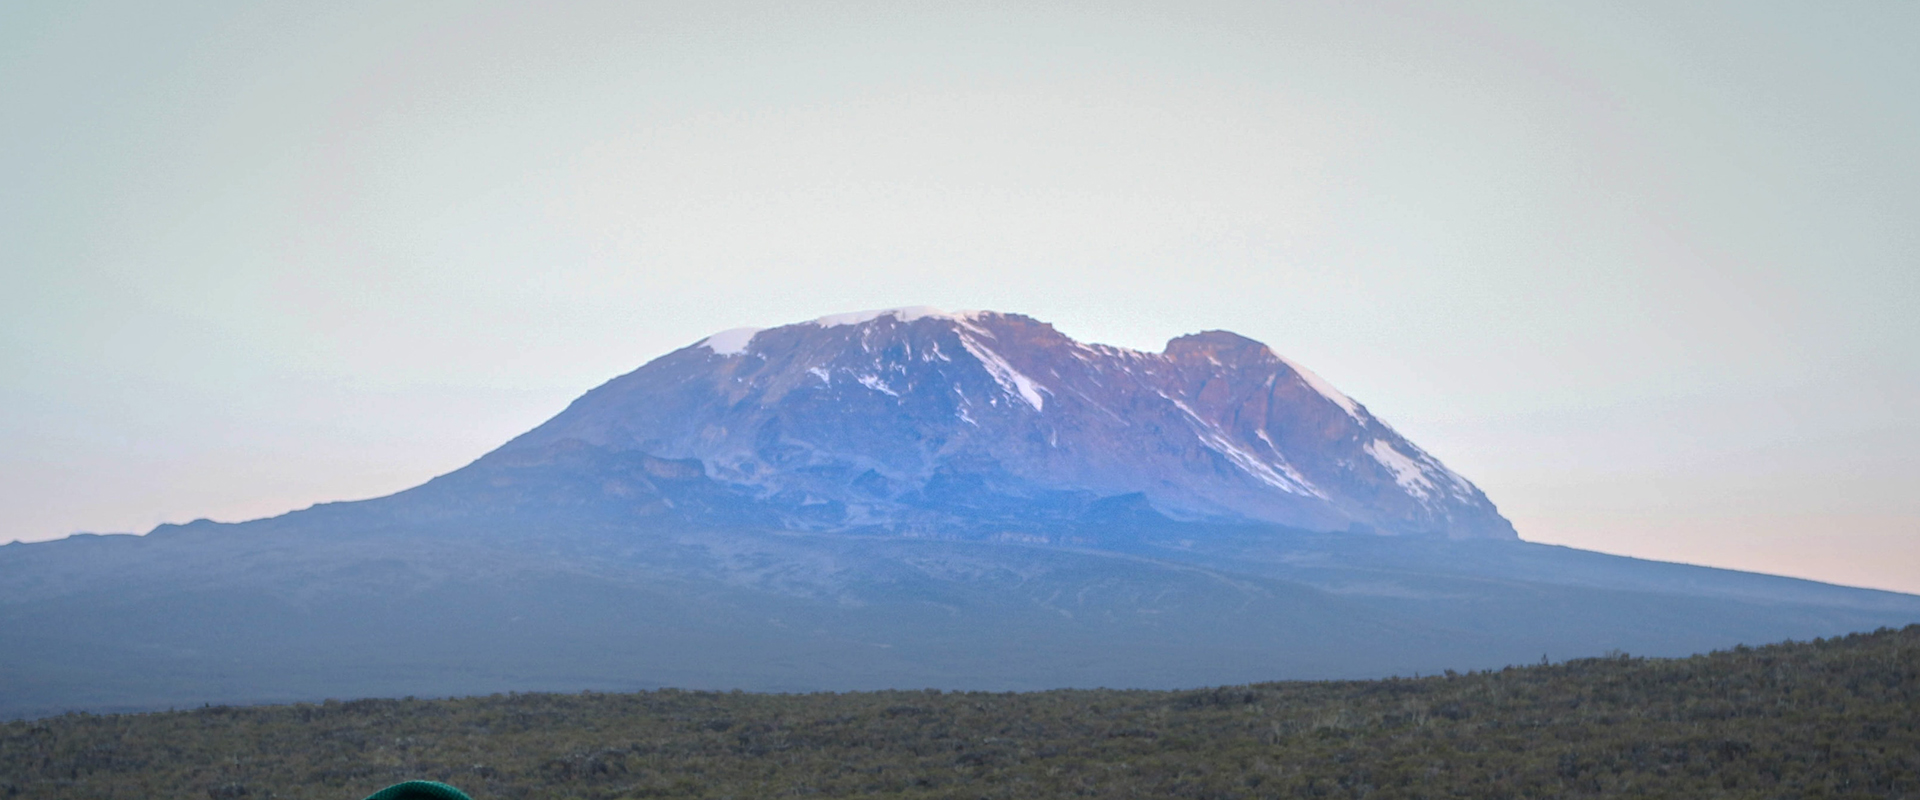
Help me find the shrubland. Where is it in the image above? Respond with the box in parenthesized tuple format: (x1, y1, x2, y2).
(4, 626, 1916, 800)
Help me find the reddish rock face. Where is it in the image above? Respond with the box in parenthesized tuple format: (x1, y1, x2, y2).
(496, 308, 1516, 539)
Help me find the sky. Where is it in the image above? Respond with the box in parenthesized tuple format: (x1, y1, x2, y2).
(4, 1, 1916, 593)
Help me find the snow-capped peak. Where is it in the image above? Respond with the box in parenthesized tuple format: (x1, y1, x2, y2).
(533, 309, 1512, 539)
(809, 307, 982, 328)
(699, 327, 764, 356)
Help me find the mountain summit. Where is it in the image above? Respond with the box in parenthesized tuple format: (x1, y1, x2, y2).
(495, 308, 1514, 539)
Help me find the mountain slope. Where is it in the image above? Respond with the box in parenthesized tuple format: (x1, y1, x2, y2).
(4, 506, 1916, 719)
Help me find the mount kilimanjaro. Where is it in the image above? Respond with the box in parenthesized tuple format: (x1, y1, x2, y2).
(2, 308, 1915, 718)
(494, 307, 1509, 539)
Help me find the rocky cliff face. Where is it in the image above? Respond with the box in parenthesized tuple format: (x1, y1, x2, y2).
(493, 308, 1515, 539)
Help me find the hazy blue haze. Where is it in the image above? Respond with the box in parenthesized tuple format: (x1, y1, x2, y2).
(3, 1, 1916, 590)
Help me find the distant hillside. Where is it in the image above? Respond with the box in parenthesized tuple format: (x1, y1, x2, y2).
(5, 626, 1916, 800)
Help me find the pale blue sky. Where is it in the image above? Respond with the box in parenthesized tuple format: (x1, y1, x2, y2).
(4, 1, 1916, 592)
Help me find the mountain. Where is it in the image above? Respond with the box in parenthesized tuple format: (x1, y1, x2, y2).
(2, 308, 1915, 719)
(496, 308, 1512, 539)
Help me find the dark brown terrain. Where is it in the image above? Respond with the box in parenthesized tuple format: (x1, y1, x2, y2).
(4, 626, 1915, 799)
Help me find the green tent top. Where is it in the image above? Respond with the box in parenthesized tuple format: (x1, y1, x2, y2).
(362, 781, 473, 800)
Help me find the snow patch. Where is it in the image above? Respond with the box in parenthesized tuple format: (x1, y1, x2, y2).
(811, 307, 982, 328)
(1275, 355, 1363, 422)
(808, 367, 831, 385)
(1366, 439, 1435, 499)
(855, 374, 899, 397)
(1444, 469, 1475, 497)
(1160, 393, 1322, 497)
(1202, 428, 1320, 496)
(700, 327, 763, 356)
(955, 334, 1046, 411)
(953, 386, 978, 426)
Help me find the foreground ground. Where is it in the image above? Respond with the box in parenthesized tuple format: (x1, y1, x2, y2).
(3, 626, 1916, 799)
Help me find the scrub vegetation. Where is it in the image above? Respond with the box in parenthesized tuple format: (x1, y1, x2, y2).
(4, 626, 1916, 800)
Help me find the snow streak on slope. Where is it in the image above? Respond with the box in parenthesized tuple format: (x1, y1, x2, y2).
(1365, 439, 1440, 499)
(1276, 355, 1363, 421)
(955, 333, 1047, 411)
(1160, 392, 1321, 497)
